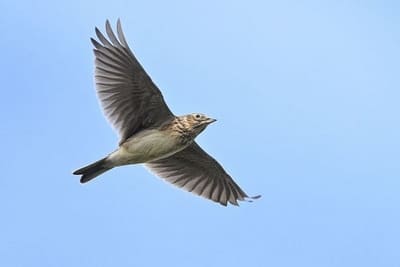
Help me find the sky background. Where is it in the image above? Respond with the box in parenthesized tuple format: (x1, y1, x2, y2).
(1, 0, 399, 266)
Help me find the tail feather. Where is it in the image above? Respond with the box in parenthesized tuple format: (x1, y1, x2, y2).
(73, 157, 112, 183)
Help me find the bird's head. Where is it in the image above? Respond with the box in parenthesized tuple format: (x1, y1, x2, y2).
(179, 113, 217, 137)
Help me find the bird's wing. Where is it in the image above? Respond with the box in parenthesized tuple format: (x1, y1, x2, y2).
(145, 142, 260, 206)
(91, 20, 174, 143)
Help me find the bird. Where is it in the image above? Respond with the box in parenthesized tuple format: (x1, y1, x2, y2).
(73, 19, 260, 206)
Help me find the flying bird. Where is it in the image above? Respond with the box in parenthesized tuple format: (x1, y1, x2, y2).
(73, 20, 260, 206)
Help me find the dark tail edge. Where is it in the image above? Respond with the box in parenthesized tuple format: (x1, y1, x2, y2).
(73, 157, 112, 183)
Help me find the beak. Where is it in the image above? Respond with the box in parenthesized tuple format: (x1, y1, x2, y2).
(206, 118, 217, 124)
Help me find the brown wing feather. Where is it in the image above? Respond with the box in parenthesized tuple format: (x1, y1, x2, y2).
(146, 142, 260, 206)
(92, 19, 174, 143)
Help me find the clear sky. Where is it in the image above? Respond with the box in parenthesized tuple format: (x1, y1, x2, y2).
(1, 0, 399, 266)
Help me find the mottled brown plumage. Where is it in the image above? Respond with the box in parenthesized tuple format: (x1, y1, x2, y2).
(73, 20, 260, 206)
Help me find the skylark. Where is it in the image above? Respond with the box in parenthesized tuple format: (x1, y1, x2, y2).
(73, 20, 260, 206)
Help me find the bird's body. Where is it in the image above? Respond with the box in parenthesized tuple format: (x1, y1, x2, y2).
(108, 114, 213, 166)
(73, 20, 260, 206)
(112, 128, 184, 165)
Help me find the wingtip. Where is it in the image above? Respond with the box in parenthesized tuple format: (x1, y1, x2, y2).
(105, 19, 112, 33)
(116, 19, 128, 47)
(95, 27, 102, 38)
(245, 194, 261, 203)
(90, 37, 101, 49)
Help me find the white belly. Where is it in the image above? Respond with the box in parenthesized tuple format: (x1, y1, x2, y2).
(108, 129, 185, 166)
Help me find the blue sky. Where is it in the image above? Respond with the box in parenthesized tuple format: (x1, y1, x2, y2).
(1, 0, 399, 266)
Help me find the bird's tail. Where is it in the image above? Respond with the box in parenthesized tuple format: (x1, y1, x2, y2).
(73, 157, 112, 183)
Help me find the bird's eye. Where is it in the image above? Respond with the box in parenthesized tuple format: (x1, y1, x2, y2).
(195, 114, 201, 119)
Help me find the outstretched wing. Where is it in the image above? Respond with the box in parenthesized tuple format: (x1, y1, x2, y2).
(91, 20, 174, 143)
(146, 142, 260, 206)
